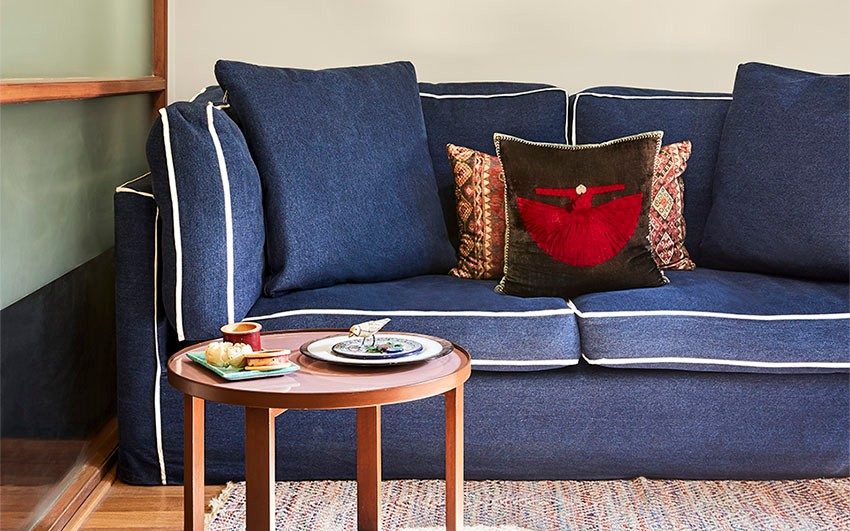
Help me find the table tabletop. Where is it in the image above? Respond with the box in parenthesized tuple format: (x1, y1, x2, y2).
(167, 329, 471, 410)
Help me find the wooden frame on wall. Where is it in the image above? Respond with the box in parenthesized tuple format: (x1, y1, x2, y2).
(0, 0, 168, 116)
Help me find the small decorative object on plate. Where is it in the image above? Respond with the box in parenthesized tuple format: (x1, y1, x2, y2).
(347, 318, 392, 348)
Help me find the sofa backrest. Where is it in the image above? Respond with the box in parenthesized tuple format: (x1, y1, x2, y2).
(570, 87, 731, 262)
(193, 82, 569, 250)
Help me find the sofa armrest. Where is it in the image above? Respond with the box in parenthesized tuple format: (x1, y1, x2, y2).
(146, 102, 265, 341)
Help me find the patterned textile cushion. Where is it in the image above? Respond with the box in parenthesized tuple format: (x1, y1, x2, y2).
(650, 141, 694, 270)
(245, 274, 580, 372)
(215, 61, 456, 296)
(494, 132, 667, 299)
(419, 82, 567, 248)
(573, 268, 850, 374)
(446, 144, 506, 279)
(146, 102, 265, 341)
(700, 63, 850, 280)
(570, 87, 731, 262)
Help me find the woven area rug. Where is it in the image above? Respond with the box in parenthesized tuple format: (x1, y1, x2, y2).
(206, 478, 850, 530)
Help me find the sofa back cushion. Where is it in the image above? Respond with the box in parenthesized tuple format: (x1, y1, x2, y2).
(570, 87, 731, 262)
(419, 82, 567, 248)
(216, 60, 456, 296)
(699, 63, 850, 280)
(147, 102, 265, 341)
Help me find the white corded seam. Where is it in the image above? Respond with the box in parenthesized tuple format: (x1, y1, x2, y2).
(472, 359, 578, 367)
(206, 103, 236, 325)
(581, 353, 850, 369)
(159, 108, 185, 341)
(246, 307, 575, 321)
(419, 87, 566, 99)
(570, 92, 733, 145)
(153, 208, 167, 485)
(566, 300, 850, 321)
(115, 172, 155, 198)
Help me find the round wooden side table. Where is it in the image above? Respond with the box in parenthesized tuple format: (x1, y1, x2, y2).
(167, 329, 472, 531)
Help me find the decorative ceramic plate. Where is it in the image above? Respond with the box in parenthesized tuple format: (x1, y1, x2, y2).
(301, 333, 453, 367)
(331, 337, 423, 359)
(187, 351, 299, 381)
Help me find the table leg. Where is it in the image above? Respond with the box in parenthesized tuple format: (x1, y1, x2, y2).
(445, 385, 464, 531)
(245, 407, 275, 531)
(184, 395, 204, 531)
(357, 406, 382, 531)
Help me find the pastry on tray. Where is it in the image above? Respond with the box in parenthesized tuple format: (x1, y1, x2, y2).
(243, 349, 292, 371)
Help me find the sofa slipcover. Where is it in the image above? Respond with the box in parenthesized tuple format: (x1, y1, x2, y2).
(570, 87, 731, 261)
(574, 269, 850, 373)
(418, 82, 568, 247)
(147, 102, 265, 341)
(246, 274, 579, 371)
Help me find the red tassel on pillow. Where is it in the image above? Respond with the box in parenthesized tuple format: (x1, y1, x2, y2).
(517, 184, 642, 267)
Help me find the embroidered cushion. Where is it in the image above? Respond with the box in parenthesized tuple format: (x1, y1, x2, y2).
(700, 63, 850, 280)
(446, 144, 506, 279)
(495, 132, 667, 299)
(650, 141, 695, 270)
(215, 60, 456, 295)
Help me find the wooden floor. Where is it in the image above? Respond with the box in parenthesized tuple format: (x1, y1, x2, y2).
(72, 473, 223, 530)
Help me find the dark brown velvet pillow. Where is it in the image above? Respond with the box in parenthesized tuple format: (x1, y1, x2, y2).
(494, 132, 668, 299)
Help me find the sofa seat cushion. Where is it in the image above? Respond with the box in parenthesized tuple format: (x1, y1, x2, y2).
(573, 269, 850, 374)
(245, 275, 579, 371)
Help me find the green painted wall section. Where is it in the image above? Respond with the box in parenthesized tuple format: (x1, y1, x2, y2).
(0, 97, 151, 308)
(0, 0, 152, 79)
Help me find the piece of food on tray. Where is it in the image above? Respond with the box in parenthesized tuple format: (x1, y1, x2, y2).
(225, 342, 252, 368)
(203, 341, 254, 368)
(243, 349, 292, 371)
(204, 341, 232, 367)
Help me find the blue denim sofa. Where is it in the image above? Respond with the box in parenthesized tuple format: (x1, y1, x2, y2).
(115, 80, 850, 486)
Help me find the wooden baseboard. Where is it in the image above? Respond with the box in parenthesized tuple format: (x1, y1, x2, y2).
(31, 418, 118, 531)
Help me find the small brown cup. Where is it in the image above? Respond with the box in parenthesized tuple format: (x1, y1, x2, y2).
(221, 322, 262, 351)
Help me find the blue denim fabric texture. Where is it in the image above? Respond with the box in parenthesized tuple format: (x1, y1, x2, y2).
(190, 85, 225, 105)
(418, 82, 567, 247)
(246, 274, 579, 371)
(122, 364, 849, 485)
(700, 63, 850, 280)
(215, 60, 456, 296)
(574, 269, 850, 373)
(570, 87, 731, 262)
(147, 102, 265, 341)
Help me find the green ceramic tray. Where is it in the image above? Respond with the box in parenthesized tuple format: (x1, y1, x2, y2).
(186, 351, 299, 381)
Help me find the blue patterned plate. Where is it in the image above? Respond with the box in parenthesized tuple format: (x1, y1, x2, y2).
(332, 337, 423, 359)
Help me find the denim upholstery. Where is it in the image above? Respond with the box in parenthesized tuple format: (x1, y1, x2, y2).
(121, 363, 849, 485)
(574, 269, 850, 373)
(215, 61, 456, 296)
(147, 102, 265, 341)
(246, 275, 579, 371)
(570, 87, 731, 261)
(700, 63, 850, 280)
(191, 85, 225, 105)
(418, 82, 567, 247)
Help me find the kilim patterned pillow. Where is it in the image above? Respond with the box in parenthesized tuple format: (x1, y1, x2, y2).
(447, 144, 506, 279)
(650, 141, 695, 270)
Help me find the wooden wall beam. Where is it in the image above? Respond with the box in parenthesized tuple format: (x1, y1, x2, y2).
(152, 0, 168, 115)
(0, 77, 166, 104)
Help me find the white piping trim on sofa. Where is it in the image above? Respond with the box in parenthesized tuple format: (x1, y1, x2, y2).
(159, 108, 185, 341)
(581, 353, 850, 369)
(115, 172, 155, 198)
(153, 208, 167, 485)
(206, 103, 236, 325)
(472, 359, 578, 367)
(566, 300, 850, 321)
(247, 307, 575, 321)
(419, 87, 566, 99)
(570, 92, 733, 145)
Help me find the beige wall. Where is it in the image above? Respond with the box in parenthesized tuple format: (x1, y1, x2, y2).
(170, 0, 850, 102)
